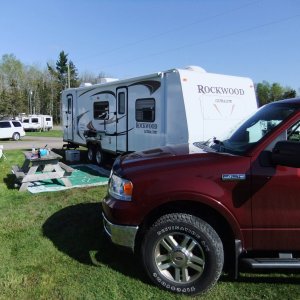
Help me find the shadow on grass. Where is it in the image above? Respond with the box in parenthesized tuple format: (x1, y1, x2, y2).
(4, 174, 19, 190)
(219, 267, 300, 285)
(42, 202, 147, 282)
(43, 203, 300, 287)
(225, 269, 300, 285)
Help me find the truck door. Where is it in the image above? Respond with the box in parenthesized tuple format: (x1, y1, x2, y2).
(251, 119, 300, 250)
(65, 93, 73, 141)
(116, 88, 128, 152)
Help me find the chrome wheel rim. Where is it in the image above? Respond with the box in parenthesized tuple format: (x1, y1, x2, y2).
(154, 232, 205, 284)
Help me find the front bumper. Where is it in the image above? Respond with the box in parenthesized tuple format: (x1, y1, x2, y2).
(102, 213, 139, 252)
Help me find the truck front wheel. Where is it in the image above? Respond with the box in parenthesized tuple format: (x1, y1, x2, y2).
(141, 213, 224, 296)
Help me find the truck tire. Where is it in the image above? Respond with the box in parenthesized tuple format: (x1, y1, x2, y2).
(141, 213, 224, 296)
(12, 132, 21, 141)
(87, 144, 95, 162)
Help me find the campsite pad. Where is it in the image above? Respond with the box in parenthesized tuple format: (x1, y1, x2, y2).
(27, 164, 110, 194)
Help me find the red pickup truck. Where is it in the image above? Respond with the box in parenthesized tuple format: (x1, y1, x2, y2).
(102, 98, 300, 295)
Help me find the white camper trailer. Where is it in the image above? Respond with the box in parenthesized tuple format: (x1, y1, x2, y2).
(21, 115, 53, 131)
(61, 66, 257, 164)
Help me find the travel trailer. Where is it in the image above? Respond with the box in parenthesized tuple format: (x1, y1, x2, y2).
(61, 66, 258, 165)
(20, 115, 53, 131)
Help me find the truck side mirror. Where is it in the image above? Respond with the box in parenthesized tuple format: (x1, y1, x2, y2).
(272, 141, 300, 168)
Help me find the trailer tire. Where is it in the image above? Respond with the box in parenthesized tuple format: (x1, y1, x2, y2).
(95, 147, 105, 166)
(141, 213, 224, 296)
(87, 144, 95, 162)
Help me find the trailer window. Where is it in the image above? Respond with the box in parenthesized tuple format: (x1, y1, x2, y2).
(94, 101, 109, 119)
(136, 98, 155, 122)
(67, 95, 72, 114)
(118, 92, 125, 114)
(32, 118, 39, 123)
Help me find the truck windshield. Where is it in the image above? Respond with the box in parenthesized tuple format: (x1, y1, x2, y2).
(206, 103, 297, 154)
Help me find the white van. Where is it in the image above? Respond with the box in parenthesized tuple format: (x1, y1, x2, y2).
(0, 120, 25, 140)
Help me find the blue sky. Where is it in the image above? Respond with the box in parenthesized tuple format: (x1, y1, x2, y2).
(1, 0, 300, 91)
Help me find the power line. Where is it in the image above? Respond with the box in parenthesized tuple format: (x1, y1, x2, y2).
(75, 0, 263, 63)
(98, 12, 300, 70)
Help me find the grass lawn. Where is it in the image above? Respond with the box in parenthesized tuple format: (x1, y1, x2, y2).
(25, 130, 63, 138)
(0, 150, 300, 299)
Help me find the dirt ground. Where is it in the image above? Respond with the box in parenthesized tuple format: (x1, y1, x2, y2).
(0, 136, 65, 150)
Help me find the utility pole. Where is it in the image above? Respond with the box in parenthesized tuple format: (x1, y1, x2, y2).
(67, 63, 71, 88)
(29, 90, 33, 114)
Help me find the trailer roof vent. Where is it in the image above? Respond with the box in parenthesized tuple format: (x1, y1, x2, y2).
(185, 66, 206, 73)
(80, 83, 93, 87)
(98, 78, 119, 84)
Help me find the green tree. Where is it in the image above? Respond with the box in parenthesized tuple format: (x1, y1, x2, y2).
(48, 51, 79, 90)
(0, 54, 27, 116)
(47, 51, 79, 122)
(282, 89, 297, 99)
(270, 83, 284, 102)
(256, 81, 270, 106)
(69, 60, 79, 88)
(0, 54, 25, 90)
(256, 81, 297, 106)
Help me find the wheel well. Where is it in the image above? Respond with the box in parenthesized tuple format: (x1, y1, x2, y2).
(135, 200, 236, 271)
(87, 141, 97, 148)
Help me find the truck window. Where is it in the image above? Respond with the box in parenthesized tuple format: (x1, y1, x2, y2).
(118, 92, 125, 114)
(136, 98, 155, 122)
(94, 101, 109, 120)
(288, 121, 300, 142)
(264, 120, 300, 152)
(221, 104, 296, 154)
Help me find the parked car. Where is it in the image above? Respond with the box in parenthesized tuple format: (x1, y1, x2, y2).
(0, 120, 25, 140)
(103, 97, 300, 295)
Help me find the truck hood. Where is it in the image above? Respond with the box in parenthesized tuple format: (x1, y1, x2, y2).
(120, 143, 210, 164)
(115, 142, 247, 181)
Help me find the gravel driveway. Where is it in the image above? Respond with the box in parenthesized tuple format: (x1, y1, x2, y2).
(0, 136, 65, 150)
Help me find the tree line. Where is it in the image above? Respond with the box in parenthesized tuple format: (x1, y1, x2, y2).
(0, 51, 105, 123)
(0, 51, 297, 123)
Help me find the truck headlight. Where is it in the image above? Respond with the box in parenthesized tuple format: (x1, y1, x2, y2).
(108, 174, 133, 201)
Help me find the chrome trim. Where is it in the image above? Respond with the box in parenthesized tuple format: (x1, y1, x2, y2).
(102, 213, 138, 252)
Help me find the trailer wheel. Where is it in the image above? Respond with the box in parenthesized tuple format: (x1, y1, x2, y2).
(87, 144, 95, 162)
(141, 213, 224, 295)
(95, 147, 105, 166)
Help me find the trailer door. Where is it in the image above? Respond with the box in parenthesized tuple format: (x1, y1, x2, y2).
(66, 93, 73, 141)
(116, 88, 128, 152)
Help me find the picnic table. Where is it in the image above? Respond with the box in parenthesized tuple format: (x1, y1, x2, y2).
(12, 151, 75, 192)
